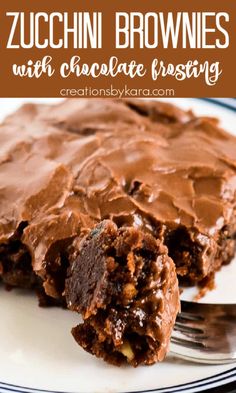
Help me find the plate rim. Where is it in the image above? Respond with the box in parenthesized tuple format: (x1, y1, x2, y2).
(199, 98, 236, 112)
(0, 367, 235, 393)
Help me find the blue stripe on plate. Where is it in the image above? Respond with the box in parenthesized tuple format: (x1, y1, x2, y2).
(0, 367, 235, 393)
(199, 98, 236, 112)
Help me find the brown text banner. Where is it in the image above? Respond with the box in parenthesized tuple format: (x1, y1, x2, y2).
(0, 0, 235, 97)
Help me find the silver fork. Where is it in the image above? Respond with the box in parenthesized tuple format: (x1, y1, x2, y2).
(170, 301, 236, 364)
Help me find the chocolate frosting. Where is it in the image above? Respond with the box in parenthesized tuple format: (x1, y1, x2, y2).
(0, 99, 236, 290)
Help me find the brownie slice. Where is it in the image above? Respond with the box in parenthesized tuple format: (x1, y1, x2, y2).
(3, 98, 234, 292)
(65, 220, 179, 366)
(1, 98, 236, 295)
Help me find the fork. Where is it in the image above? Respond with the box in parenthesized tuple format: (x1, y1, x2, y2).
(170, 301, 236, 364)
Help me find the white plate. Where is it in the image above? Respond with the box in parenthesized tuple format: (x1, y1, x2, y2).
(0, 98, 235, 393)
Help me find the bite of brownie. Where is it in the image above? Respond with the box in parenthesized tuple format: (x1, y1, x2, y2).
(66, 220, 179, 366)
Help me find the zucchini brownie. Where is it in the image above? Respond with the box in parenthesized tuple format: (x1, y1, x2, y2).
(0, 99, 235, 365)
